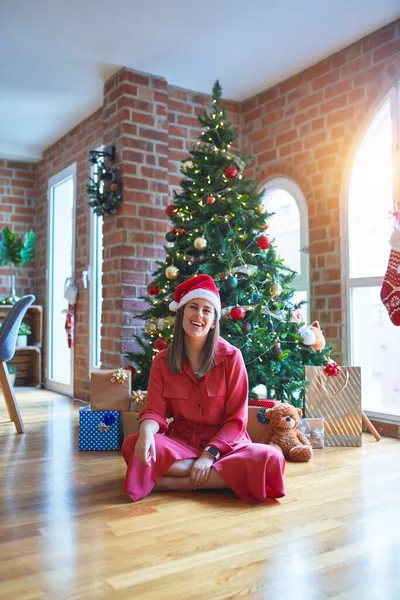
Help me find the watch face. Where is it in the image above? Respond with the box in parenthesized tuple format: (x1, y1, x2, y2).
(207, 446, 219, 458)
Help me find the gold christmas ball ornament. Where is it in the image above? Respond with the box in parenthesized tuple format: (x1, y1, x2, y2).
(194, 236, 207, 250)
(255, 203, 267, 215)
(270, 282, 283, 296)
(165, 265, 179, 279)
(144, 320, 157, 334)
(183, 161, 193, 171)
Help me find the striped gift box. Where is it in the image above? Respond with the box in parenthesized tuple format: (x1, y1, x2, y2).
(304, 366, 362, 447)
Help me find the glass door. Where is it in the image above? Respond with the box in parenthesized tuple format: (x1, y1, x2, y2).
(46, 163, 76, 395)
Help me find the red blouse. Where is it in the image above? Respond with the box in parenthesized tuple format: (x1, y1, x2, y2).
(138, 337, 251, 455)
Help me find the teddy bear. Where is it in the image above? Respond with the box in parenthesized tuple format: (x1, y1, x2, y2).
(260, 403, 313, 462)
(299, 320, 326, 352)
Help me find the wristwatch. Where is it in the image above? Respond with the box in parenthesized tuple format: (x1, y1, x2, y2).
(204, 445, 220, 460)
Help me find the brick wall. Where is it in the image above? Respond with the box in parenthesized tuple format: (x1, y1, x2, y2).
(241, 20, 400, 362)
(0, 160, 37, 297)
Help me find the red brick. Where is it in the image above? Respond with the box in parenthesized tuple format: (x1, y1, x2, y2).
(324, 79, 353, 100)
(276, 129, 297, 146)
(257, 149, 278, 163)
(348, 88, 365, 103)
(298, 91, 324, 110)
(363, 24, 396, 51)
(304, 60, 332, 82)
(326, 107, 355, 127)
(312, 70, 340, 91)
(373, 39, 400, 62)
(293, 106, 319, 126)
(279, 73, 305, 93)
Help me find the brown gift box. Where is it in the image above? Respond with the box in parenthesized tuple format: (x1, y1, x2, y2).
(90, 368, 132, 412)
(247, 406, 273, 443)
(123, 411, 140, 438)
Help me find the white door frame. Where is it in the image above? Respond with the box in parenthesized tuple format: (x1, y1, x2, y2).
(46, 162, 77, 396)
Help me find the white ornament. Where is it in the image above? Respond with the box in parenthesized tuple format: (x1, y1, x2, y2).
(165, 265, 179, 279)
(299, 325, 316, 346)
(194, 236, 207, 250)
(183, 161, 193, 171)
(270, 282, 282, 296)
(252, 384, 267, 399)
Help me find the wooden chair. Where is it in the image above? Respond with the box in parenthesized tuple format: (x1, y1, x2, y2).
(0, 295, 35, 433)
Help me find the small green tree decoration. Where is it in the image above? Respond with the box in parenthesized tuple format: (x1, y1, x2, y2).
(0, 227, 36, 304)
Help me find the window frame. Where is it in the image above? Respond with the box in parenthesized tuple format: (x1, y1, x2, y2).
(261, 177, 310, 320)
(88, 152, 104, 372)
(345, 84, 400, 422)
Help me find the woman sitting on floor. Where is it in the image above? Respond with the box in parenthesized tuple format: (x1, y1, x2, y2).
(122, 274, 285, 502)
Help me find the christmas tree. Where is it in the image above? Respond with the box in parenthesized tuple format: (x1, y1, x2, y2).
(126, 81, 332, 407)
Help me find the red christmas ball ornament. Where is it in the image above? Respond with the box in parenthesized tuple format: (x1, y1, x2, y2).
(324, 361, 341, 377)
(224, 164, 239, 179)
(256, 235, 270, 250)
(147, 283, 160, 296)
(165, 204, 178, 217)
(125, 365, 136, 376)
(154, 337, 168, 351)
(273, 342, 282, 357)
(175, 228, 185, 237)
(241, 322, 251, 334)
(230, 306, 246, 321)
(207, 195, 216, 205)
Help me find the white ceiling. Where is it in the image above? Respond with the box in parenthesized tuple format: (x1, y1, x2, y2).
(0, 0, 399, 162)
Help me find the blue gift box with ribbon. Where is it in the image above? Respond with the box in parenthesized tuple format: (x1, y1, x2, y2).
(78, 406, 122, 451)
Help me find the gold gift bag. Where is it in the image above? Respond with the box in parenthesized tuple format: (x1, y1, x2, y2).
(304, 366, 362, 447)
(90, 368, 132, 412)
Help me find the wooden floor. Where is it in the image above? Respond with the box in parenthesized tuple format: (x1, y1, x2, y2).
(0, 391, 399, 600)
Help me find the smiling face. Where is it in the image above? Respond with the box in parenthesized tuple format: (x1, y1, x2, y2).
(182, 298, 216, 343)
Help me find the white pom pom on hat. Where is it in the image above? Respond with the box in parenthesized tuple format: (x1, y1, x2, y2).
(168, 274, 221, 318)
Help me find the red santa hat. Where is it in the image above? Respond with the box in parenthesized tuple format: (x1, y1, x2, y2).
(169, 274, 221, 318)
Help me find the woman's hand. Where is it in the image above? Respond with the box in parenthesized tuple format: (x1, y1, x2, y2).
(134, 433, 156, 466)
(190, 453, 215, 490)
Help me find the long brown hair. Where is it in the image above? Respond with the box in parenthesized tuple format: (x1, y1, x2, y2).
(166, 305, 220, 377)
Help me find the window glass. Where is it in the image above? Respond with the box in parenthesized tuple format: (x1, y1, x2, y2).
(262, 188, 301, 274)
(349, 100, 393, 279)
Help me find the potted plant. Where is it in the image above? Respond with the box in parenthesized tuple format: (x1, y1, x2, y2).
(0, 227, 36, 304)
(17, 322, 31, 347)
(6, 364, 16, 387)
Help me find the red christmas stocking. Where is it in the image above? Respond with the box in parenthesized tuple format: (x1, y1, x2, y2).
(65, 304, 76, 347)
(380, 228, 400, 326)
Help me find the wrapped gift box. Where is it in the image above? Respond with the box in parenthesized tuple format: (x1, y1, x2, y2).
(78, 406, 122, 451)
(247, 405, 277, 443)
(299, 417, 325, 449)
(123, 411, 140, 438)
(90, 368, 132, 412)
(248, 399, 278, 408)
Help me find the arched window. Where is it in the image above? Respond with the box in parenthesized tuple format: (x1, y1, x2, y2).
(261, 177, 310, 322)
(347, 86, 400, 419)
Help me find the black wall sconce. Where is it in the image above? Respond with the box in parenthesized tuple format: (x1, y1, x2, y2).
(89, 144, 116, 166)
(87, 144, 123, 216)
